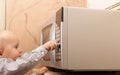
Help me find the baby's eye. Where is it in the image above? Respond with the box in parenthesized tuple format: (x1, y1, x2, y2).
(13, 45, 18, 48)
(15, 46, 18, 48)
(14, 43, 19, 49)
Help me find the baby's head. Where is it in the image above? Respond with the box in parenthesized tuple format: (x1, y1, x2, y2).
(0, 30, 22, 60)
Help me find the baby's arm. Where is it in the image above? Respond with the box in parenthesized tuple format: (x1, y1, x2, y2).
(0, 40, 58, 75)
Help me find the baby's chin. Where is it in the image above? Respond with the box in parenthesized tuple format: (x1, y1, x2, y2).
(12, 56, 21, 61)
(12, 58, 17, 61)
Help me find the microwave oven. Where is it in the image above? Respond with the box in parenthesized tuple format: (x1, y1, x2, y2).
(40, 7, 120, 71)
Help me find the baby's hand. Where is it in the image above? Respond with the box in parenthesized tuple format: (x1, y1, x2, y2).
(43, 40, 58, 51)
(36, 67, 48, 75)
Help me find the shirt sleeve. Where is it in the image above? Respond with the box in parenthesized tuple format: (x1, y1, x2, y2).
(0, 45, 48, 75)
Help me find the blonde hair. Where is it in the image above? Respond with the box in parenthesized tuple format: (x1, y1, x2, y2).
(0, 30, 17, 50)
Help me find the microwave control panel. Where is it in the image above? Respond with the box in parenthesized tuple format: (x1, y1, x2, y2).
(55, 24, 61, 62)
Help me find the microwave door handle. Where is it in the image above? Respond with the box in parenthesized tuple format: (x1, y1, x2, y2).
(40, 31, 43, 45)
(49, 23, 57, 64)
(49, 50, 56, 63)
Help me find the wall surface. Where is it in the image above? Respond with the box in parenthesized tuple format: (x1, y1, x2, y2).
(87, 0, 120, 9)
(0, 0, 5, 31)
(6, 0, 86, 53)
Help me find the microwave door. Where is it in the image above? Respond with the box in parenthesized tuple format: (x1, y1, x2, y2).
(40, 12, 61, 68)
(40, 23, 57, 66)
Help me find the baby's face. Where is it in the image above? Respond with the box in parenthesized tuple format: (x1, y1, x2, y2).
(1, 31, 22, 60)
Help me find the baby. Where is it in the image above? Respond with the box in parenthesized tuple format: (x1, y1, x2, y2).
(0, 30, 58, 75)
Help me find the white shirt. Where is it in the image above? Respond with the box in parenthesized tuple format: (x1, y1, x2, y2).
(0, 46, 48, 75)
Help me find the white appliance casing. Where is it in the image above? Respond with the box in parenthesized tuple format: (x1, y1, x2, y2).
(41, 7, 120, 71)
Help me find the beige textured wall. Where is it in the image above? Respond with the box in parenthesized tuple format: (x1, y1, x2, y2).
(0, 0, 5, 32)
(6, 0, 86, 53)
(6, 0, 86, 75)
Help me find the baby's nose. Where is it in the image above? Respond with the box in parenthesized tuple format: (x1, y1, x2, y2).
(18, 48, 23, 53)
(19, 50, 23, 53)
